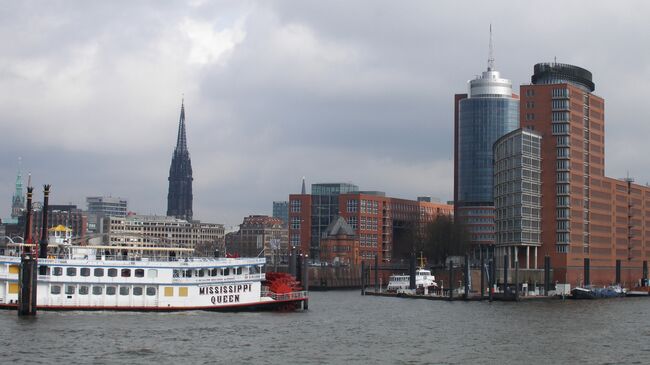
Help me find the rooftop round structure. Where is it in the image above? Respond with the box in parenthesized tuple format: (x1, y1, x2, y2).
(531, 62, 595, 92)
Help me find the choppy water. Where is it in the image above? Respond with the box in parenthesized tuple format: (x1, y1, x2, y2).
(2, 291, 650, 364)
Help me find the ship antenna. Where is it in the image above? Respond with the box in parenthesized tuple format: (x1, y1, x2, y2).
(487, 24, 495, 71)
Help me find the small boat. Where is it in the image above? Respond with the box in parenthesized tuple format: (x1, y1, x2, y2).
(386, 268, 438, 294)
(571, 286, 625, 299)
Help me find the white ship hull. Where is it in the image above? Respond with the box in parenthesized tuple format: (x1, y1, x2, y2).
(0, 255, 307, 311)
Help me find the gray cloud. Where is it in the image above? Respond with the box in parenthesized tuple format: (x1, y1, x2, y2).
(2, 1, 650, 227)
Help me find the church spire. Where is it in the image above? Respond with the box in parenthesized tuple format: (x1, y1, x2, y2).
(167, 99, 194, 221)
(175, 99, 188, 153)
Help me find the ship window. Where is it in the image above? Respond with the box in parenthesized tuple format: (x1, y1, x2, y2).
(119, 287, 129, 296)
(92, 286, 103, 295)
(173, 269, 180, 278)
(147, 269, 157, 278)
(121, 269, 131, 277)
(198, 269, 205, 277)
(250, 266, 257, 274)
(223, 268, 229, 276)
(179, 287, 188, 297)
(66, 268, 77, 276)
(236, 267, 242, 275)
(164, 287, 174, 297)
(106, 286, 116, 295)
(146, 287, 156, 296)
(79, 286, 89, 295)
(211, 268, 218, 276)
(108, 268, 117, 277)
(80, 268, 90, 277)
(51, 285, 61, 295)
(65, 285, 75, 295)
(94, 268, 104, 277)
(39, 266, 51, 276)
(53, 267, 63, 276)
(133, 287, 143, 296)
(135, 269, 145, 278)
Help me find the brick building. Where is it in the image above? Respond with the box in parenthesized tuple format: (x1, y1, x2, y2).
(520, 62, 650, 286)
(227, 215, 288, 266)
(289, 183, 453, 263)
(320, 216, 360, 266)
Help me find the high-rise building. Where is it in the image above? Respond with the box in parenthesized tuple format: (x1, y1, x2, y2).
(272, 201, 289, 226)
(493, 128, 542, 269)
(289, 183, 453, 262)
(167, 100, 193, 221)
(454, 34, 519, 253)
(521, 62, 650, 286)
(87, 196, 128, 217)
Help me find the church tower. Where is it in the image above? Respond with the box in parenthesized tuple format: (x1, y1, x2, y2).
(166, 100, 193, 221)
(11, 158, 25, 220)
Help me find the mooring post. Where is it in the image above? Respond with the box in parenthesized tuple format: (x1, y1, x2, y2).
(488, 259, 493, 302)
(544, 255, 550, 296)
(361, 261, 365, 295)
(409, 252, 416, 290)
(514, 260, 519, 301)
(480, 246, 485, 300)
(289, 246, 296, 277)
(374, 255, 379, 293)
(18, 186, 37, 316)
(503, 254, 509, 295)
(464, 255, 469, 300)
(301, 255, 309, 310)
(448, 260, 454, 300)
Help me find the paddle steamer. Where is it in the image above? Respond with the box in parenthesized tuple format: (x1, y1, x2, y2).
(0, 228, 307, 312)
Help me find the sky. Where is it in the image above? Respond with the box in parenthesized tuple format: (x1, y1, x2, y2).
(1, 1, 650, 228)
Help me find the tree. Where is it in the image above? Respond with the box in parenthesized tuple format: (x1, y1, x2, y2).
(422, 215, 469, 265)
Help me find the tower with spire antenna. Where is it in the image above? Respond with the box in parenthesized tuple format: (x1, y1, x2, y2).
(167, 99, 194, 221)
(453, 25, 519, 255)
(11, 158, 25, 220)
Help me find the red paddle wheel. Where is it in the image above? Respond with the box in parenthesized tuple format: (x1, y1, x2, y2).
(263, 272, 303, 311)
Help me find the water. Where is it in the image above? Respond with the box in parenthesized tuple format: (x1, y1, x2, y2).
(2, 291, 650, 364)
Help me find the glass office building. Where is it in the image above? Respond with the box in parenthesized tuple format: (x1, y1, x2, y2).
(457, 70, 519, 205)
(454, 64, 519, 249)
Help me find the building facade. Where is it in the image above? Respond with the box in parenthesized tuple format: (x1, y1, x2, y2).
(167, 101, 194, 221)
(272, 201, 289, 226)
(493, 128, 542, 269)
(228, 215, 288, 265)
(320, 216, 360, 266)
(104, 215, 224, 254)
(289, 183, 453, 263)
(521, 62, 650, 286)
(87, 196, 128, 217)
(24, 204, 87, 243)
(454, 54, 519, 251)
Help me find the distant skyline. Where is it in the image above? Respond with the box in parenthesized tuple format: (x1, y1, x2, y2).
(1, 1, 650, 227)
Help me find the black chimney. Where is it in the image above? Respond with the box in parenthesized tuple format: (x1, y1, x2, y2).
(39, 185, 51, 259)
(23, 187, 34, 248)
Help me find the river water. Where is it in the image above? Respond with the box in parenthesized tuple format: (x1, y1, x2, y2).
(1, 291, 650, 364)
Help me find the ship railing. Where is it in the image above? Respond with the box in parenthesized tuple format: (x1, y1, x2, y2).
(261, 290, 308, 301)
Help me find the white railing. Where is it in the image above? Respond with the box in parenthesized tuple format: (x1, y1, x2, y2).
(262, 290, 308, 301)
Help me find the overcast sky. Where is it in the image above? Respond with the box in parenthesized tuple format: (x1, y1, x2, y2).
(1, 1, 649, 228)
